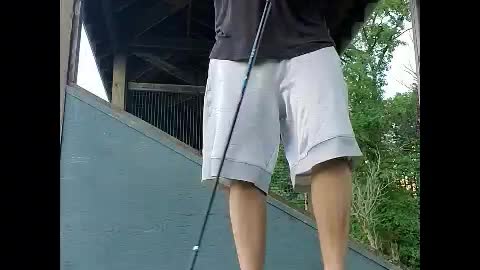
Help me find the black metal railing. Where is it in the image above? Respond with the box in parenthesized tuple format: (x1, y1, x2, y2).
(127, 90, 204, 150)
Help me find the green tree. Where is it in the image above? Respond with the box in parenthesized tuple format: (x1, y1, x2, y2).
(342, 0, 411, 159)
(271, 0, 420, 268)
(342, 0, 419, 264)
(376, 91, 420, 269)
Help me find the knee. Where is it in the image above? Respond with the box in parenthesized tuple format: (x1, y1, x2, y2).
(312, 157, 352, 175)
(219, 183, 231, 194)
(231, 180, 255, 189)
(220, 181, 264, 205)
(230, 180, 267, 196)
(217, 180, 259, 198)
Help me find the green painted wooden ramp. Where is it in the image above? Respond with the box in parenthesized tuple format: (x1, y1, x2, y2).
(60, 85, 400, 270)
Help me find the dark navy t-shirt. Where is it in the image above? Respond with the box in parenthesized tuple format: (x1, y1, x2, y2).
(209, 0, 335, 61)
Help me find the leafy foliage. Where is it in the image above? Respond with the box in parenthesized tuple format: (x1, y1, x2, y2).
(269, 0, 419, 269)
(270, 144, 305, 210)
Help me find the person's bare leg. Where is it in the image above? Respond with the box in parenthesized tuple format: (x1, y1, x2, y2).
(228, 181, 266, 270)
(310, 158, 352, 270)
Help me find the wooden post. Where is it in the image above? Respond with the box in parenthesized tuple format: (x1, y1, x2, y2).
(112, 51, 128, 109)
(409, 0, 420, 134)
(60, 0, 80, 143)
(67, 0, 83, 84)
(410, 0, 420, 104)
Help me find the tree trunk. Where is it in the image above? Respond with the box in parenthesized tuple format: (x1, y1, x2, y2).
(362, 222, 378, 249)
(414, 84, 420, 136)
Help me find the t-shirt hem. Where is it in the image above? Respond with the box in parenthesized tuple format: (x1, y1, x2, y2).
(209, 39, 336, 61)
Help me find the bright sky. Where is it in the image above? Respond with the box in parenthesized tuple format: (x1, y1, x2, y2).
(77, 22, 416, 101)
(77, 26, 108, 101)
(383, 21, 416, 98)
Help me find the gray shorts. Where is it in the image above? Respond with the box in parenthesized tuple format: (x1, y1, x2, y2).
(201, 46, 362, 194)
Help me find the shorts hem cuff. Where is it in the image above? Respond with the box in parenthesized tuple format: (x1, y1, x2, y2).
(202, 158, 271, 194)
(291, 136, 363, 192)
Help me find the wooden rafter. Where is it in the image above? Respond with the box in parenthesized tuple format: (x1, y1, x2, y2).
(128, 82, 205, 94)
(130, 37, 213, 52)
(131, 0, 190, 39)
(100, 0, 118, 50)
(113, 0, 140, 13)
(134, 52, 199, 85)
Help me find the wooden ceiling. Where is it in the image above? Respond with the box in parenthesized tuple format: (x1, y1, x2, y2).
(83, 0, 379, 101)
